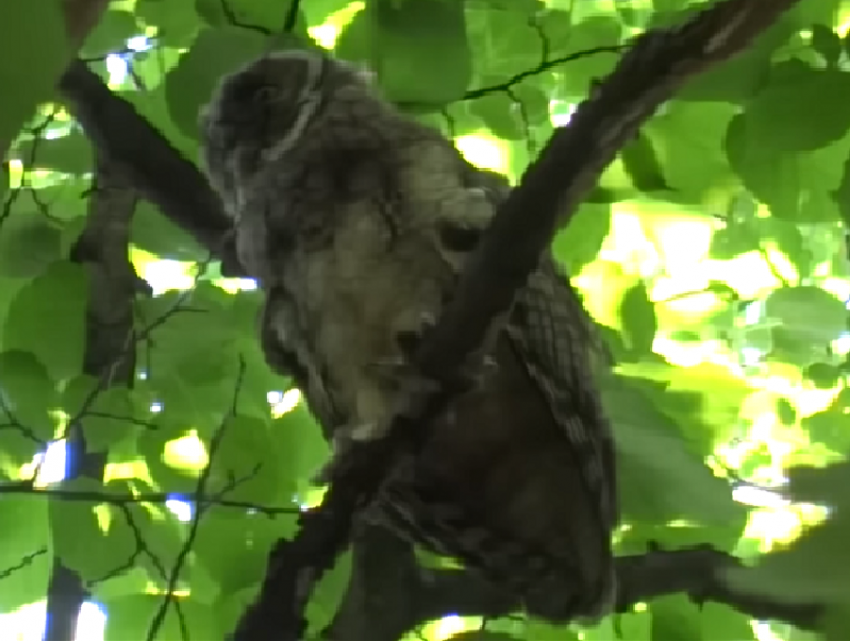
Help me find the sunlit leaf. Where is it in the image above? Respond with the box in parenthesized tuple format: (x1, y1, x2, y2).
(79, 9, 141, 58)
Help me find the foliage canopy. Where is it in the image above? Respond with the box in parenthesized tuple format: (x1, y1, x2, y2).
(0, 0, 848, 640)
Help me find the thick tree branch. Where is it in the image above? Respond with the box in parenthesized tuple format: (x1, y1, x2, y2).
(325, 544, 823, 640)
(57, 61, 240, 271)
(44, 153, 139, 640)
(231, 1, 803, 639)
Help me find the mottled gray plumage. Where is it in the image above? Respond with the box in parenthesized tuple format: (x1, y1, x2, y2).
(199, 48, 618, 623)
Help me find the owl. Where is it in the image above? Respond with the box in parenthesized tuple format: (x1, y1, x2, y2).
(199, 47, 619, 624)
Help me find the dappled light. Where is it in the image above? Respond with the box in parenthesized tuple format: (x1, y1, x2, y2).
(0, 0, 847, 640)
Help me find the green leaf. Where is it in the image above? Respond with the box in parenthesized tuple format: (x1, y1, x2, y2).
(756, 216, 811, 275)
(724, 511, 850, 605)
(805, 362, 841, 390)
(193, 508, 295, 595)
(302, 0, 361, 26)
(509, 81, 551, 127)
(522, 621, 580, 641)
(136, 0, 200, 48)
(621, 133, 670, 193)
(124, 82, 201, 163)
(208, 415, 292, 505)
(270, 402, 331, 490)
(139, 418, 205, 495)
(469, 92, 528, 141)
(0, 0, 68, 152)
(803, 389, 850, 452)
(368, 0, 472, 106)
(619, 282, 657, 356)
(603, 373, 745, 527)
(0, 163, 8, 203)
(680, 16, 796, 102)
(764, 286, 847, 346)
(707, 193, 758, 259)
(129, 500, 189, 589)
(551, 203, 610, 275)
(131, 201, 207, 262)
(811, 24, 842, 67)
(645, 101, 736, 198)
(829, 143, 850, 227)
(775, 397, 797, 426)
(333, 7, 373, 64)
(447, 632, 524, 641)
(0, 427, 43, 472)
(48, 477, 134, 584)
(165, 26, 269, 140)
(785, 461, 850, 508)
(61, 375, 140, 453)
(103, 594, 221, 641)
(0, 214, 63, 278)
(795, 0, 843, 28)
(2, 260, 88, 380)
(12, 129, 94, 175)
(550, 17, 622, 97)
(79, 9, 141, 58)
(0, 497, 50, 612)
(725, 113, 801, 221)
(305, 550, 351, 634)
(196, 0, 306, 34)
(740, 61, 850, 153)
(140, 282, 242, 391)
(0, 350, 57, 442)
(651, 595, 703, 641)
(466, 7, 545, 86)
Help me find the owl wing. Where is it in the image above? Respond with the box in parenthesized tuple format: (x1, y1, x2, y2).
(471, 166, 619, 562)
(379, 167, 617, 620)
(460, 166, 618, 528)
(508, 256, 618, 530)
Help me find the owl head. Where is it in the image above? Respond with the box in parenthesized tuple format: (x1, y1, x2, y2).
(198, 48, 378, 213)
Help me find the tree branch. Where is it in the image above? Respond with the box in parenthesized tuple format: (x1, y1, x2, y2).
(44, 152, 140, 640)
(56, 61, 241, 272)
(325, 544, 824, 640)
